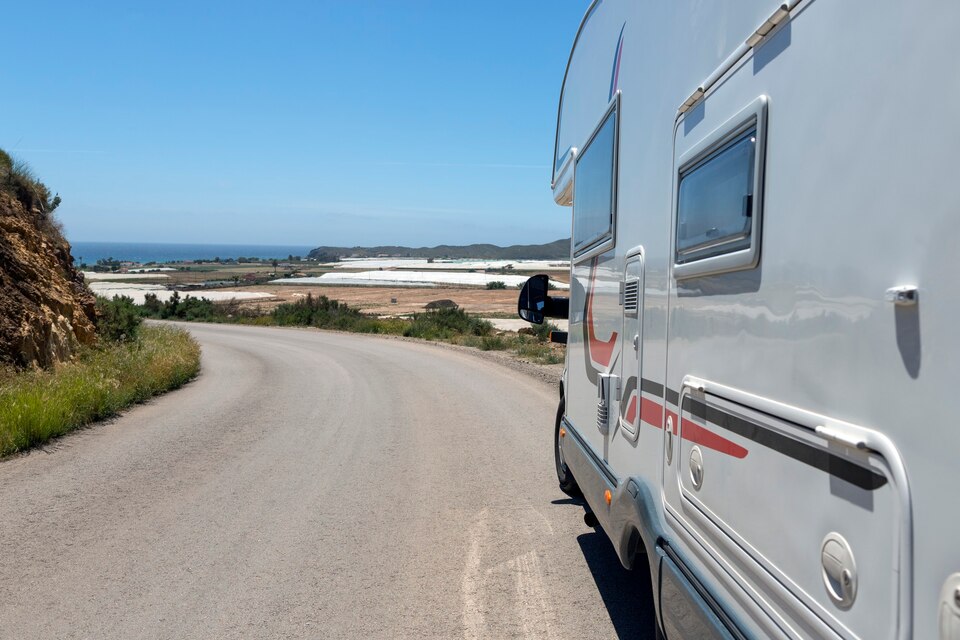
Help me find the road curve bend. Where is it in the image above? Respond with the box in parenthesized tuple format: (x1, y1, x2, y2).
(0, 322, 654, 639)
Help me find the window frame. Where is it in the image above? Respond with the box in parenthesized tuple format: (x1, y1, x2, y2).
(572, 93, 620, 263)
(673, 96, 767, 280)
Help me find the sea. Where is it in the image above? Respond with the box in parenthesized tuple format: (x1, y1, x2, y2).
(70, 241, 316, 265)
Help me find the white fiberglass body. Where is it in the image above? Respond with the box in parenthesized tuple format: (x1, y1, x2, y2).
(550, 1, 960, 638)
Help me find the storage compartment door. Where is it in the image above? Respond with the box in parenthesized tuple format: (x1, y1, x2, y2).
(672, 385, 905, 639)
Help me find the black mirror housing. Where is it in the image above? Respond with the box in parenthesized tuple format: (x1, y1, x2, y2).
(517, 274, 569, 325)
(518, 275, 548, 324)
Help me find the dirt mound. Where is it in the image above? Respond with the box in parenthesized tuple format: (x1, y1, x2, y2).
(0, 191, 96, 367)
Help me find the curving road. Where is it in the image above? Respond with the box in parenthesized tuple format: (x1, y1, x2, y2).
(0, 322, 655, 639)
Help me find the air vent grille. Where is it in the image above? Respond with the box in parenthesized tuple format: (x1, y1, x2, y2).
(623, 279, 640, 314)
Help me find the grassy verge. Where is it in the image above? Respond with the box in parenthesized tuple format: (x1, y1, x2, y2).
(0, 325, 201, 457)
(139, 292, 565, 365)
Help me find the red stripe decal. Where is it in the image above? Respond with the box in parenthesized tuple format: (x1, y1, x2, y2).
(640, 397, 661, 427)
(641, 400, 747, 458)
(586, 261, 618, 368)
(682, 420, 749, 459)
(624, 394, 638, 424)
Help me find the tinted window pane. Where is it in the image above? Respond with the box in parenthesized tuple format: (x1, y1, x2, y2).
(573, 111, 616, 255)
(676, 129, 756, 262)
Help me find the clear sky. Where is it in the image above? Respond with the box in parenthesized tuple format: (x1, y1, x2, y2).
(2, 1, 589, 247)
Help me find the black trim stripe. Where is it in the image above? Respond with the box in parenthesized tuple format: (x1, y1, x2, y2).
(682, 397, 887, 491)
(640, 377, 680, 406)
(665, 387, 680, 407)
(640, 378, 663, 397)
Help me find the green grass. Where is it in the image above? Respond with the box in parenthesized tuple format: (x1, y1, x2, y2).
(0, 325, 201, 457)
(450, 331, 563, 363)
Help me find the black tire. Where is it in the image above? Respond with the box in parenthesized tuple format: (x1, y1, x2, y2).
(555, 397, 581, 496)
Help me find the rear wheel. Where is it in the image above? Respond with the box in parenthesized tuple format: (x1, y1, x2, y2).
(555, 397, 581, 496)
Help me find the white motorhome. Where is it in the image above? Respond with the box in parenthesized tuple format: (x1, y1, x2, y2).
(518, 1, 960, 638)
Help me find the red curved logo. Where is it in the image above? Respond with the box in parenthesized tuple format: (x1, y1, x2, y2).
(586, 260, 618, 369)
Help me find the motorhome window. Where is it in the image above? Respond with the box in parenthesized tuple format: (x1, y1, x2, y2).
(676, 127, 756, 263)
(573, 109, 617, 257)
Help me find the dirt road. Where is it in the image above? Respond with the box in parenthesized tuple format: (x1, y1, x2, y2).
(0, 323, 654, 639)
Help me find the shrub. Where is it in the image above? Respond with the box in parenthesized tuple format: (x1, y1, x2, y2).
(424, 299, 458, 310)
(486, 281, 507, 290)
(404, 308, 493, 340)
(479, 335, 508, 351)
(96, 296, 143, 342)
(515, 337, 564, 364)
(271, 294, 405, 334)
(532, 321, 560, 343)
(138, 292, 247, 322)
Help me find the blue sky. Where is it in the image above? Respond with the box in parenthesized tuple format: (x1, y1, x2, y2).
(2, 1, 588, 247)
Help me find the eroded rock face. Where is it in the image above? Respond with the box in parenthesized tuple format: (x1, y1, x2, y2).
(0, 192, 97, 368)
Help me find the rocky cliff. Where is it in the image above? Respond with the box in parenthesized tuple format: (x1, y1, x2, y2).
(0, 190, 96, 368)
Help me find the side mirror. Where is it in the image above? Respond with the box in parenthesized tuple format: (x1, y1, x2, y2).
(518, 274, 569, 325)
(518, 275, 548, 324)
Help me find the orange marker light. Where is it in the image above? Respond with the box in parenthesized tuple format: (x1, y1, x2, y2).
(604, 489, 612, 505)
(559, 427, 566, 438)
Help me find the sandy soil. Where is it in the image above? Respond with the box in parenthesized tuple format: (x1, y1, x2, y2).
(88, 262, 570, 319)
(229, 284, 531, 316)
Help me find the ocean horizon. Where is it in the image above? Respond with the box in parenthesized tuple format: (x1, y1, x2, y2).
(70, 241, 316, 265)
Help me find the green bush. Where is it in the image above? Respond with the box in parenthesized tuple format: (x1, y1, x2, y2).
(96, 296, 143, 342)
(138, 292, 236, 322)
(479, 335, 508, 351)
(272, 294, 405, 334)
(404, 308, 493, 340)
(486, 281, 507, 290)
(531, 321, 560, 343)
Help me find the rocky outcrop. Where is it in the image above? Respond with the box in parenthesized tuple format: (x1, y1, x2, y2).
(0, 191, 96, 368)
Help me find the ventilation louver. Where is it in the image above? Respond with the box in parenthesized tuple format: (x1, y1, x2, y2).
(623, 279, 640, 315)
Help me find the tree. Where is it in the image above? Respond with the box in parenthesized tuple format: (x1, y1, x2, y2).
(142, 293, 163, 315)
(271, 259, 279, 275)
(165, 291, 181, 318)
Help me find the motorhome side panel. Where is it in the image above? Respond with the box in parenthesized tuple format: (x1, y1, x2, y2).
(553, 0, 960, 639)
(555, 1, 797, 637)
(661, 1, 960, 639)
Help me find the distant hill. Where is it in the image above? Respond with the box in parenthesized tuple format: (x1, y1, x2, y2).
(307, 239, 569, 261)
